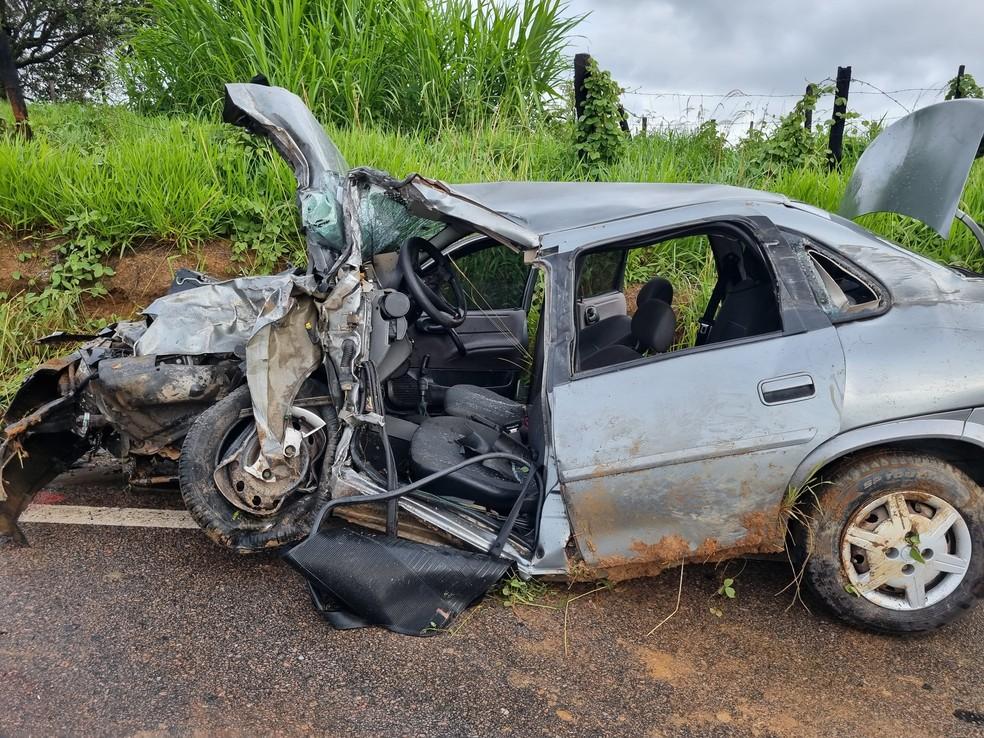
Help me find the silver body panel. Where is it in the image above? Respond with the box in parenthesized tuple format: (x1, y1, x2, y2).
(839, 98, 984, 238)
(527, 199, 984, 575)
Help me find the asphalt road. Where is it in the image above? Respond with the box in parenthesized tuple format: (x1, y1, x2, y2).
(2, 460, 984, 738)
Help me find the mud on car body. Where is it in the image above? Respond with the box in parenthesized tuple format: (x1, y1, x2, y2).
(5, 85, 984, 634)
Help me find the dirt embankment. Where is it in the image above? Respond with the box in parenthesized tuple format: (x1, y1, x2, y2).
(0, 234, 243, 321)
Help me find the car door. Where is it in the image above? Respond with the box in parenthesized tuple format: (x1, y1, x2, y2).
(550, 221, 847, 572)
(389, 237, 534, 411)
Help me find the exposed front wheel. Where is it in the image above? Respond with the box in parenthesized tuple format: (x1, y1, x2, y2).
(798, 451, 984, 633)
(179, 383, 338, 553)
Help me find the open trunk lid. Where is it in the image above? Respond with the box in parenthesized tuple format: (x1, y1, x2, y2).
(840, 99, 984, 238)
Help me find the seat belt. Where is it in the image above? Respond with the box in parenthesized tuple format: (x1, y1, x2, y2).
(696, 253, 740, 346)
(696, 279, 727, 345)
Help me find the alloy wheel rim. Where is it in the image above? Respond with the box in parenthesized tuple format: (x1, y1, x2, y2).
(840, 491, 972, 611)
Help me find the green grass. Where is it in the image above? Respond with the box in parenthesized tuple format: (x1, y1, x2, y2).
(5, 102, 983, 271)
(3, 100, 984, 403)
(0, 292, 87, 405)
(121, 0, 580, 131)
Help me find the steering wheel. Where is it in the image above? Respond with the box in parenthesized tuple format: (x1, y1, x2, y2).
(398, 237, 468, 329)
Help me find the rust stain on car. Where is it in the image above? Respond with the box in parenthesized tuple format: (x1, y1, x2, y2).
(581, 508, 787, 583)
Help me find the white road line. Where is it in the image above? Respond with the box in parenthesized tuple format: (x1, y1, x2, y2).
(20, 504, 198, 530)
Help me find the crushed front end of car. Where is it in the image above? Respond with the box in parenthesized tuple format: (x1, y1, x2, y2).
(0, 82, 544, 634)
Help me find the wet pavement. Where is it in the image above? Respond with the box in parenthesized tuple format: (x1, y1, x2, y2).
(2, 461, 984, 738)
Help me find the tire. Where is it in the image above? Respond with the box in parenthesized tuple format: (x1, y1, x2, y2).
(797, 450, 984, 633)
(179, 383, 338, 553)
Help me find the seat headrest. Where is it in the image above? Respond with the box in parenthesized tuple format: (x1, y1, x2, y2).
(636, 276, 673, 309)
(631, 299, 676, 353)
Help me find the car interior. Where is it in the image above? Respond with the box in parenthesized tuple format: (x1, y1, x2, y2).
(349, 226, 786, 541)
(354, 235, 544, 542)
(574, 227, 782, 372)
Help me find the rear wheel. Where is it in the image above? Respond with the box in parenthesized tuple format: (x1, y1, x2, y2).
(798, 451, 984, 633)
(179, 383, 338, 553)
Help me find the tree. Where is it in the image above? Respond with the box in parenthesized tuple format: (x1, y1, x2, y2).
(0, 0, 136, 137)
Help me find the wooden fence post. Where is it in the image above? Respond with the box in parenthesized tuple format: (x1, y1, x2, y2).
(955, 64, 966, 99)
(803, 83, 815, 130)
(827, 66, 851, 170)
(618, 104, 630, 133)
(574, 52, 590, 120)
(0, 25, 31, 139)
(641, 116, 647, 134)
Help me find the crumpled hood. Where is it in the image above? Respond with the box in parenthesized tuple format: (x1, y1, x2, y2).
(224, 83, 350, 274)
(840, 99, 984, 238)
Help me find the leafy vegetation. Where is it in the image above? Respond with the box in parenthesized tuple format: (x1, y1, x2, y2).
(744, 82, 834, 173)
(1, 0, 139, 102)
(946, 70, 983, 100)
(3, 94, 984, 402)
(8, 99, 984, 270)
(574, 57, 627, 177)
(120, 0, 581, 131)
(0, 291, 85, 402)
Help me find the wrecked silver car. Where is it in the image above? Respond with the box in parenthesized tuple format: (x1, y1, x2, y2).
(4, 86, 984, 635)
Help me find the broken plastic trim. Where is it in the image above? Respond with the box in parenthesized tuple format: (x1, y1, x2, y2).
(284, 452, 540, 635)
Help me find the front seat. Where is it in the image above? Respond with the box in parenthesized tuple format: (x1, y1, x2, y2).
(443, 384, 525, 430)
(579, 298, 676, 370)
(578, 276, 674, 358)
(439, 278, 675, 431)
(408, 415, 534, 514)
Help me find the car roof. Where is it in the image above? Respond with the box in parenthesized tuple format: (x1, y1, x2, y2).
(448, 181, 790, 237)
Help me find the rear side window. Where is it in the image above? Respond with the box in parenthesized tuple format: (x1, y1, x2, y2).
(796, 242, 884, 319)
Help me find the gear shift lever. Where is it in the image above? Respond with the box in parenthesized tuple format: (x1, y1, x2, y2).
(417, 354, 431, 416)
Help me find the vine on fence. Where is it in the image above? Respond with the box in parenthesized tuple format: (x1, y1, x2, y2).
(745, 82, 839, 173)
(946, 71, 983, 100)
(574, 58, 627, 178)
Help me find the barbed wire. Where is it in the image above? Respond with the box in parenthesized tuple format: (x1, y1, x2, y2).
(619, 76, 949, 135)
(623, 81, 944, 101)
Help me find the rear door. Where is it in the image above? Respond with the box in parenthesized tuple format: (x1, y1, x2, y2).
(550, 216, 847, 572)
(389, 238, 533, 411)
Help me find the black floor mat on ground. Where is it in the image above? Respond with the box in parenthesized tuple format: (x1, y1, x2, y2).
(283, 519, 510, 636)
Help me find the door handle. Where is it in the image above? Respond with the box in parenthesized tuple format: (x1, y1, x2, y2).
(759, 374, 815, 405)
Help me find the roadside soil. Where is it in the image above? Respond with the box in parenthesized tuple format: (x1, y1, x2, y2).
(0, 232, 243, 321)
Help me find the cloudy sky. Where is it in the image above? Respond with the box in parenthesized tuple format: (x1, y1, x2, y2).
(563, 0, 983, 136)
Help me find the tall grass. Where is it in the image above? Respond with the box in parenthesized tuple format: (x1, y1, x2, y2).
(4, 101, 984, 270)
(121, 0, 581, 130)
(0, 292, 85, 406)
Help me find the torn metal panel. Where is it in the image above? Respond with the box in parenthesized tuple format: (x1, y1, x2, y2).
(223, 82, 348, 274)
(245, 299, 322, 473)
(840, 99, 984, 238)
(0, 361, 93, 541)
(223, 83, 348, 191)
(135, 273, 320, 357)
